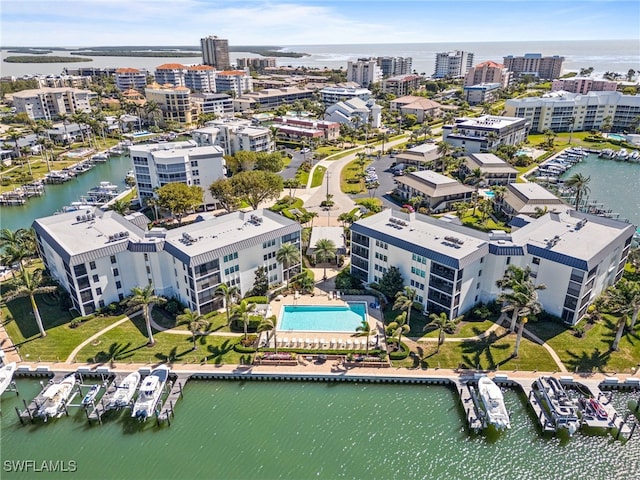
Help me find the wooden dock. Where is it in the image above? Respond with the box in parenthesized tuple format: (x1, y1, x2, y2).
(155, 372, 191, 426)
(86, 374, 123, 424)
(452, 377, 485, 432)
(16, 372, 66, 424)
(573, 379, 633, 438)
(508, 378, 556, 433)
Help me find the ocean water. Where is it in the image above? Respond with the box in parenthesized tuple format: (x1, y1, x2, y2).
(1, 39, 637, 77)
(1, 379, 639, 480)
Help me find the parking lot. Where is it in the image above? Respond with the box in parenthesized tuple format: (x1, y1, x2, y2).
(351, 154, 402, 209)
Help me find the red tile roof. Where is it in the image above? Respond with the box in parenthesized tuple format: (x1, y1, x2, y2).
(156, 63, 186, 69)
(475, 61, 504, 69)
(115, 68, 141, 74)
(187, 65, 215, 71)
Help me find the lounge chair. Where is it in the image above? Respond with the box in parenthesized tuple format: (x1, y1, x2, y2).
(346, 339, 353, 349)
(336, 291, 341, 300)
(305, 338, 311, 348)
(353, 339, 360, 349)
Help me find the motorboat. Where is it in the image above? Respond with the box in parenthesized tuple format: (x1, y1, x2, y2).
(131, 366, 170, 421)
(536, 376, 581, 436)
(81, 384, 101, 406)
(108, 371, 141, 410)
(37, 373, 77, 421)
(91, 153, 109, 162)
(477, 376, 511, 430)
(87, 181, 119, 202)
(0, 362, 17, 396)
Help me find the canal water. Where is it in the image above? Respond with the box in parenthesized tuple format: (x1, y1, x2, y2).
(1, 379, 639, 479)
(560, 153, 640, 228)
(0, 155, 132, 232)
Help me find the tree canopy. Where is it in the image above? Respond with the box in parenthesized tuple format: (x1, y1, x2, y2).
(157, 183, 203, 224)
(209, 178, 240, 213)
(229, 170, 283, 210)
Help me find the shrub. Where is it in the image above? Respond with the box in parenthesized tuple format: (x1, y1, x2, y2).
(387, 339, 410, 360)
(234, 343, 257, 353)
(243, 295, 268, 304)
(230, 318, 261, 333)
(163, 296, 185, 315)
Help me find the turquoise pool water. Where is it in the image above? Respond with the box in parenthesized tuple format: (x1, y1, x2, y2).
(607, 133, 627, 141)
(278, 303, 367, 332)
(131, 131, 152, 137)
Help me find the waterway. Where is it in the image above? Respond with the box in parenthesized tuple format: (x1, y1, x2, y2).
(0, 155, 132, 232)
(559, 153, 640, 228)
(1, 379, 638, 479)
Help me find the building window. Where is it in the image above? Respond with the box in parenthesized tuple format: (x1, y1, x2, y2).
(118, 293, 124, 301)
(506, 257, 511, 265)
(90, 261, 96, 270)
(116, 281, 122, 289)
(93, 275, 99, 283)
(113, 268, 119, 277)
(96, 287, 102, 295)
(532, 257, 540, 265)
(110, 256, 116, 264)
(98, 300, 105, 309)
(144, 253, 149, 261)
(478, 270, 482, 277)
(146, 266, 151, 274)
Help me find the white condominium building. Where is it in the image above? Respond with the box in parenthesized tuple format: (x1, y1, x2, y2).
(319, 86, 372, 104)
(191, 93, 234, 118)
(464, 61, 510, 88)
(233, 86, 314, 112)
(442, 115, 529, 154)
(350, 209, 633, 325)
(115, 68, 148, 91)
(33, 208, 301, 316)
(503, 54, 564, 79)
(185, 65, 217, 93)
(191, 118, 273, 155)
(434, 51, 474, 79)
(12, 87, 94, 121)
(215, 70, 253, 97)
(347, 59, 382, 88)
(505, 91, 640, 133)
(154, 63, 187, 87)
(129, 140, 226, 204)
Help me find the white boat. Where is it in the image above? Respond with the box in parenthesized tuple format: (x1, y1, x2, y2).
(87, 181, 119, 201)
(536, 376, 581, 436)
(131, 366, 170, 421)
(0, 362, 17, 396)
(38, 373, 77, 420)
(91, 153, 109, 162)
(81, 384, 101, 406)
(108, 371, 141, 410)
(478, 377, 511, 430)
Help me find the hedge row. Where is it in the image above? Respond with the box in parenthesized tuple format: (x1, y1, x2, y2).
(386, 339, 410, 360)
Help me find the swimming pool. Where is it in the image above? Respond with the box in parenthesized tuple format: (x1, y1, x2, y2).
(606, 134, 627, 142)
(480, 189, 495, 198)
(131, 131, 152, 137)
(278, 303, 367, 332)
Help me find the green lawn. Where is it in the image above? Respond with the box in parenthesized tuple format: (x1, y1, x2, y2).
(529, 317, 640, 374)
(2, 294, 124, 361)
(460, 211, 510, 232)
(76, 315, 250, 365)
(392, 334, 558, 371)
(340, 157, 371, 194)
(311, 165, 326, 188)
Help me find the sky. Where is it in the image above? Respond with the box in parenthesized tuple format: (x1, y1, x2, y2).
(2, 0, 639, 47)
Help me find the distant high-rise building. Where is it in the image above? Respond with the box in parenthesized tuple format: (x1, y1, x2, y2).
(201, 35, 230, 70)
(346, 58, 382, 88)
(503, 54, 564, 79)
(377, 57, 413, 77)
(433, 51, 474, 78)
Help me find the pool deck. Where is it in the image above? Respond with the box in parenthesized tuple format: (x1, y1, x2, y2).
(267, 294, 386, 351)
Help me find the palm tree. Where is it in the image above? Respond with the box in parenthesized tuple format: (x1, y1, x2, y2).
(110, 199, 130, 215)
(127, 284, 166, 346)
(0, 228, 35, 273)
(215, 283, 238, 326)
(496, 265, 546, 357)
(393, 286, 417, 328)
(2, 269, 56, 338)
(276, 242, 300, 290)
(564, 173, 591, 211)
(232, 300, 256, 341)
(465, 167, 486, 216)
(314, 238, 337, 280)
(496, 265, 545, 331)
(257, 315, 277, 352)
(387, 311, 410, 350)
(177, 308, 209, 350)
(355, 318, 372, 355)
(604, 279, 640, 350)
(453, 201, 469, 220)
(426, 312, 458, 353)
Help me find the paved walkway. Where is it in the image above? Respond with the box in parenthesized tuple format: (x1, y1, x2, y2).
(66, 316, 131, 363)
